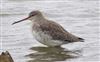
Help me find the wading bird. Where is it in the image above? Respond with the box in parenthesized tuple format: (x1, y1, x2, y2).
(12, 10, 84, 47)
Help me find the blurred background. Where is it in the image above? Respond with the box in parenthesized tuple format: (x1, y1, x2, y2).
(0, 0, 100, 62)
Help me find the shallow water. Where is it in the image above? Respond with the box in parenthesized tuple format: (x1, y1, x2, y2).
(0, 0, 100, 62)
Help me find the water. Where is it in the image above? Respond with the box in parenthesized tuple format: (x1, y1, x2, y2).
(0, 0, 100, 62)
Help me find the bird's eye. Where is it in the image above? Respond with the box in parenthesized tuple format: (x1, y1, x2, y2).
(29, 12, 37, 17)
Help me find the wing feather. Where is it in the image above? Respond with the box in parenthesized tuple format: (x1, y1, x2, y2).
(38, 20, 80, 42)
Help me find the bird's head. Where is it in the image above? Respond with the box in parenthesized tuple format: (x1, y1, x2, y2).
(12, 10, 42, 25)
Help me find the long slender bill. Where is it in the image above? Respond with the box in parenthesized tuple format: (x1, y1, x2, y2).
(12, 16, 30, 25)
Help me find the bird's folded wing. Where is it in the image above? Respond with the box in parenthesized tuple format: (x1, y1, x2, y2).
(39, 21, 80, 42)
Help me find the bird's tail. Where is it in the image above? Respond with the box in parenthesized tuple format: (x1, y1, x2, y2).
(78, 38, 84, 42)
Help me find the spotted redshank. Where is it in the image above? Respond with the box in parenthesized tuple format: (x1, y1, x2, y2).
(12, 10, 84, 47)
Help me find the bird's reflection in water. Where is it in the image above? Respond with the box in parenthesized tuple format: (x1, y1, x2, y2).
(26, 46, 82, 62)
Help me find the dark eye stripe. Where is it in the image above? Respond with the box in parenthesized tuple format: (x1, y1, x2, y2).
(29, 12, 37, 16)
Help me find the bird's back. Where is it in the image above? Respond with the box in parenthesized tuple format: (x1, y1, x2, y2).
(32, 20, 84, 43)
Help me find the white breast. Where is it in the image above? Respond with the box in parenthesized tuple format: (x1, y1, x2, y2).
(32, 31, 63, 46)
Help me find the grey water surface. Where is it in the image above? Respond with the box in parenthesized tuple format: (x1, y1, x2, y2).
(0, 0, 100, 62)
